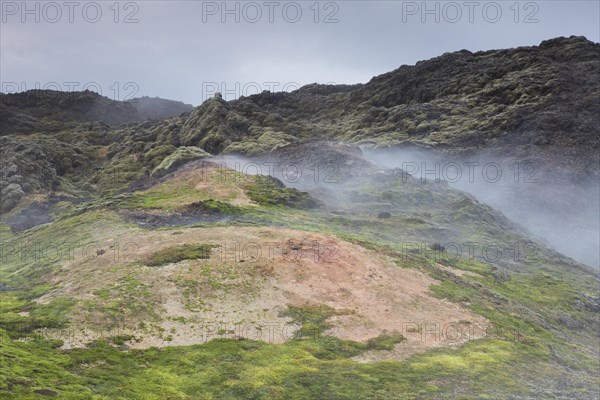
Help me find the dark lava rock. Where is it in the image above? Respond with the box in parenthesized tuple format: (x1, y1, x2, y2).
(121, 200, 237, 229)
(429, 243, 446, 252)
(557, 315, 586, 330)
(4, 201, 52, 232)
(0, 282, 12, 291)
(33, 389, 58, 397)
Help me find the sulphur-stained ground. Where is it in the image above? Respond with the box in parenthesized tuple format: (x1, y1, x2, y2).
(1, 144, 598, 399)
(2, 36, 600, 399)
(36, 222, 487, 356)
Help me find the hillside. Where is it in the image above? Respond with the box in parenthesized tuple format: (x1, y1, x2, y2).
(1, 147, 598, 398)
(0, 36, 599, 399)
(128, 96, 193, 120)
(0, 90, 192, 136)
(209, 36, 599, 179)
(2, 36, 598, 266)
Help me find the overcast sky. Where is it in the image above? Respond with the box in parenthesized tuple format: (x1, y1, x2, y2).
(1, 1, 598, 105)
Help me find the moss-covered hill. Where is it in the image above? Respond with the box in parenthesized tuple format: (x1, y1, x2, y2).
(0, 36, 599, 399)
(2, 36, 598, 214)
(0, 90, 192, 136)
(0, 150, 598, 398)
(181, 36, 599, 174)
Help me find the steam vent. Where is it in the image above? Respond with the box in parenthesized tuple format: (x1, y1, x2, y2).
(1, 1, 598, 397)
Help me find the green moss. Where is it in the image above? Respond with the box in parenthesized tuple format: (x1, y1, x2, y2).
(94, 155, 146, 196)
(0, 333, 95, 399)
(200, 199, 240, 214)
(144, 243, 219, 267)
(109, 334, 135, 346)
(151, 146, 210, 178)
(365, 333, 406, 351)
(29, 297, 75, 329)
(5, 331, 587, 400)
(279, 304, 354, 339)
(0, 222, 14, 240)
(222, 130, 299, 156)
(246, 175, 320, 209)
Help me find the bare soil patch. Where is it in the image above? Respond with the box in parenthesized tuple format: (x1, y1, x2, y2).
(38, 224, 487, 359)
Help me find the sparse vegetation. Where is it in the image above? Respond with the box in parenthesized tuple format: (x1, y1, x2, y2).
(0, 36, 598, 399)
